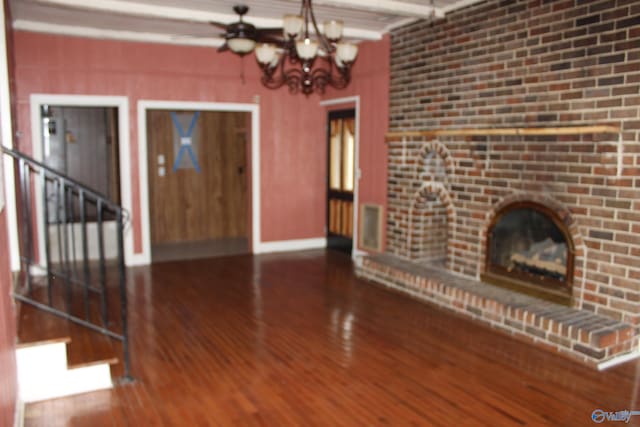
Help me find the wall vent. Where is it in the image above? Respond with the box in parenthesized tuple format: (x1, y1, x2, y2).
(360, 203, 383, 252)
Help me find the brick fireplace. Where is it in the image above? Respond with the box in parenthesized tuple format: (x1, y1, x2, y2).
(356, 0, 640, 366)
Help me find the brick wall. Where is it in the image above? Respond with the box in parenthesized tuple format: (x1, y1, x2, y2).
(387, 0, 640, 331)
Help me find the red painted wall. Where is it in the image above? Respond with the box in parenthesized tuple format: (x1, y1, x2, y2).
(11, 31, 327, 248)
(323, 35, 390, 252)
(11, 31, 390, 252)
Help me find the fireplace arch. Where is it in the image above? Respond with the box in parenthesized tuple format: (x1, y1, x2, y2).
(481, 201, 575, 305)
(407, 183, 455, 268)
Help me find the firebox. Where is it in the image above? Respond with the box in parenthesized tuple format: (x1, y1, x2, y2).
(481, 201, 574, 305)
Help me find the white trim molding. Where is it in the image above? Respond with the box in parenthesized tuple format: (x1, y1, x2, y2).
(13, 398, 24, 427)
(312, 0, 444, 19)
(0, 0, 20, 271)
(28, 94, 137, 265)
(257, 238, 327, 254)
(597, 350, 640, 371)
(25, 0, 382, 41)
(138, 100, 260, 262)
(319, 95, 364, 260)
(14, 21, 224, 48)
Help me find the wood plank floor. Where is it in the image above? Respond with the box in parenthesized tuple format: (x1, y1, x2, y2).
(24, 250, 640, 426)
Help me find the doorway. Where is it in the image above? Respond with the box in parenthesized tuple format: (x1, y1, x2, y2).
(40, 105, 121, 262)
(41, 106, 120, 205)
(326, 109, 356, 254)
(146, 110, 250, 262)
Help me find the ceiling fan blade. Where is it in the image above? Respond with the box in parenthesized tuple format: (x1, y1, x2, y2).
(218, 43, 230, 53)
(256, 35, 285, 47)
(257, 29, 284, 40)
(257, 27, 283, 35)
(209, 21, 228, 30)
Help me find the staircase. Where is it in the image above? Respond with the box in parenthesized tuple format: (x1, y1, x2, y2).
(3, 146, 132, 403)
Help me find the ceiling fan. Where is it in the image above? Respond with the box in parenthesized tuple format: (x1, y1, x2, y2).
(210, 5, 283, 55)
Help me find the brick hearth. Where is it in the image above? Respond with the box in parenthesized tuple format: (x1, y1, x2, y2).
(357, 254, 634, 366)
(357, 0, 640, 366)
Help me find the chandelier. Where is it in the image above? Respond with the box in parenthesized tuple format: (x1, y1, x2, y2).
(243, 0, 359, 95)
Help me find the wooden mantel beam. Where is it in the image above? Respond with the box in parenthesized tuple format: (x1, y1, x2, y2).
(385, 125, 621, 140)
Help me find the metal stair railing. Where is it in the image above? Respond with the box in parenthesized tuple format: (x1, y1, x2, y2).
(3, 146, 132, 381)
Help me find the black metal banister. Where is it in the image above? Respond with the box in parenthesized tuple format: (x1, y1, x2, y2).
(2, 145, 132, 382)
(2, 147, 120, 211)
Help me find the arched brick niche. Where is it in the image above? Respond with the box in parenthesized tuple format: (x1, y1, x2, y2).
(407, 183, 455, 268)
(419, 141, 454, 183)
(480, 193, 585, 306)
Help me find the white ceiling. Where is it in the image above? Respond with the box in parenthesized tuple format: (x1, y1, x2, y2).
(10, 0, 485, 47)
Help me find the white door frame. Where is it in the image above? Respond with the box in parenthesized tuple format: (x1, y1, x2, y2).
(29, 94, 135, 265)
(319, 96, 363, 260)
(138, 100, 261, 262)
(0, 1, 20, 271)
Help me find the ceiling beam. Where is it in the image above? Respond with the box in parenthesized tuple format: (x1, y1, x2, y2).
(32, 0, 382, 40)
(14, 20, 226, 47)
(311, 0, 444, 19)
(441, 0, 487, 13)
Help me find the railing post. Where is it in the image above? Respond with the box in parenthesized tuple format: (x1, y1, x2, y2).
(18, 159, 33, 293)
(41, 169, 53, 305)
(79, 190, 91, 321)
(97, 200, 108, 328)
(116, 208, 132, 380)
(61, 179, 72, 313)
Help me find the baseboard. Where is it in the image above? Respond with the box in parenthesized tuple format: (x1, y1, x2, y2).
(14, 398, 24, 427)
(126, 252, 151, 267)
(256, 238, 327, 254)
(597, 350, 640, 371)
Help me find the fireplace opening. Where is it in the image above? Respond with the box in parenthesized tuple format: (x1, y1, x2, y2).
(481, 201, 574, 305)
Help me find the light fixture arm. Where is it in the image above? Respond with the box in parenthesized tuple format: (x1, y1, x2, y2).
(260, 53, 351, 95)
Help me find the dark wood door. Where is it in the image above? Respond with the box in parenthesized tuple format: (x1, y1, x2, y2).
(147, 110, 248, 244)
(327, 109, 356, 253)
(41, 106, 120, 222)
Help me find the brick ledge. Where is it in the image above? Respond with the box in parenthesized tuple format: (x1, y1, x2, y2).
(356, 254, 636, 367)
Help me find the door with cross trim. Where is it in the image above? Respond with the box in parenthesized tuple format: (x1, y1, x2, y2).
(146, 110, 249, 254)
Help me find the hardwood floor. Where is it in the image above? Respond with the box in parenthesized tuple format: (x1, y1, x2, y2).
(23, 250, 640, 426)
(151, 237, 249, 262)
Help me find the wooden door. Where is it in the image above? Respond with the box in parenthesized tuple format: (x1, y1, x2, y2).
(147, 110, 248, 244)
(327, 109, 356, 253)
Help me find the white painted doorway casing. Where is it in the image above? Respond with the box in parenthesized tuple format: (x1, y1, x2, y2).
(29, 94, 136, 266)
(319, 95, 363, 260)
(138, 100, 260, 263)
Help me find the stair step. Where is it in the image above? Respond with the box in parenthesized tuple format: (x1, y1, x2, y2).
(66, 322, 119, 369)
(18, 302, 71, 346)
(16, 289, 122, 377)
(16, 335, 70, 349)
(17, 342, 69, 376)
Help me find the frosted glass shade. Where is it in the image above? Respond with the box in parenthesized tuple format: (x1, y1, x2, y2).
(296, 38, 319, 60)
(228, 38, 256, 54)
(283, 14, 303, 37)
(255, 43, 277, 64)
(336, 42, 358, 63)
(324, 20, 343, 40)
